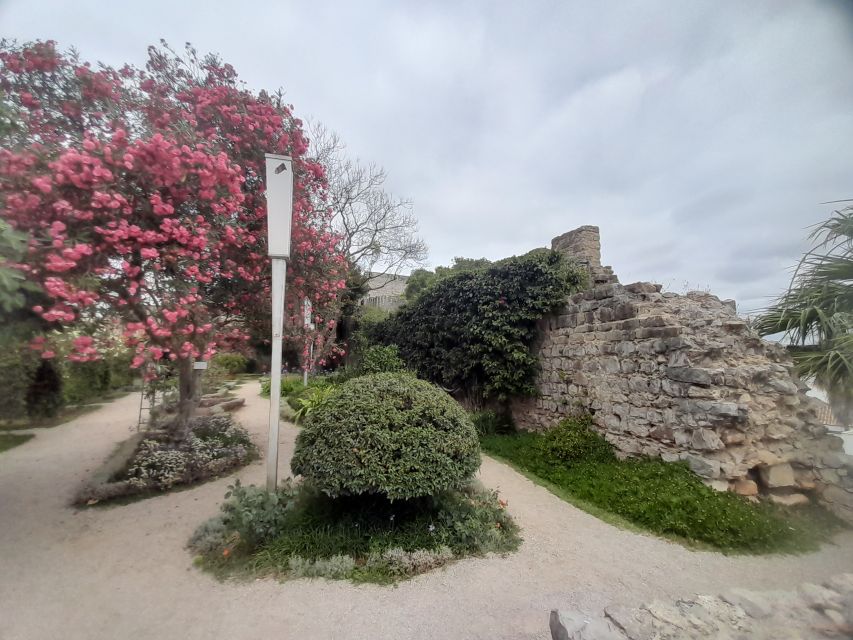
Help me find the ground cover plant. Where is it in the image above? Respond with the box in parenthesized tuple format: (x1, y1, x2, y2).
(189, 480, 519, 583)
(77, 414, 257, 504)
(191, 372, 519, 582)
(480, 416, 843, 553)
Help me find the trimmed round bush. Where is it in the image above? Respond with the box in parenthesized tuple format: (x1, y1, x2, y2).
(291, 372, 480, 500)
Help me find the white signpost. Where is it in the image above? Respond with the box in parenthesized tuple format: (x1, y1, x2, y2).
(264, 153, 293, 492)
(302, 297, 315, 387)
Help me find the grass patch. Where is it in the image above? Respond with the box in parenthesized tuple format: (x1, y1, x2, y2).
(191, 481, 520, 583)
(481, 427, 844, 554)
(0, 432, 34, 453)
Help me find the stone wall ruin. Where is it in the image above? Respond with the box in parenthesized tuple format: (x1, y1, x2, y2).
(511, 226, 853, 521)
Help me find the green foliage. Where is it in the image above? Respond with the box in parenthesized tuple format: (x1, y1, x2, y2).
(221, 479, 299, 548)
(211, 353, 249, 375)
(373, 250, 586, 402)
(358, 344, 405, 374)
(0, 330, 40, 421)
(756, 205, 853, 426)
(121, 415, 257, 493)
(0, 219, 41, 316)
(259, 374, 303, 398)
(190, 481, 520, 582)
(293, 384, 337, 421)
(403, 258, 494, 302)
(481, 428, 842, 553)
(25, 359, 63, 419)
(537, 414, 617, 464)
(62, 360, 112, 405)
(291, 373, 481, 500)
(470, 409, 515, 436)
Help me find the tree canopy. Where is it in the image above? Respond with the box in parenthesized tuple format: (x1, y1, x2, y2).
(0, 40, 348, 419)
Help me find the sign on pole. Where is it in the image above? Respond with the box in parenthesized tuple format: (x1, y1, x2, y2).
(265, 153, 293, 492)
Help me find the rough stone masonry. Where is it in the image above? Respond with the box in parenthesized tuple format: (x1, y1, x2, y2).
(511, 226, 853, 521)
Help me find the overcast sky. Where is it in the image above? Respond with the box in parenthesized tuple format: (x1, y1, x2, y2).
(3, 0, 852, 313)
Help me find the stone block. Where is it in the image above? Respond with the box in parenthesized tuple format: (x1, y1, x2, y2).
(769, 492, 810, 507)
(732, 478, 758, 496)
(691, 428, 725, 451)
(759, 463, 795, 488)
(549, 610, 625, 640)
(666, 366, 713, 386)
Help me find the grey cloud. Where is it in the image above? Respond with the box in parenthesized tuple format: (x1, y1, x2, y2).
(2, 0, 852, 312)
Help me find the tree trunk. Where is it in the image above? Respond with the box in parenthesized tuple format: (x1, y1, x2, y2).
(172, 358, 200, 441)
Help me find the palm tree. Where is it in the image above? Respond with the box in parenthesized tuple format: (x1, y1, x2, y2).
(756, 204, 853, 427)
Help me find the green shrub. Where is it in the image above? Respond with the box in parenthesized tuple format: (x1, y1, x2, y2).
(212, 353, 249, 375)
(358, 344, 405, 375)
(260, 374, 305, 398)
(291, 373, 480, 500)
(293, 385, 337, 421)
(470, 409, 515, 436)
(63, 360, 111, 405)
(0, 333, 39, 421)
(537, 414, 616, 464)
(372, 250, 586, 403)
(220, 479, 299, 548)
(25, 359, 64, 419)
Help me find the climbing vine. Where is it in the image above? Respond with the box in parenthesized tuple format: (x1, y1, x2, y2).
(371, 249, 585, 404)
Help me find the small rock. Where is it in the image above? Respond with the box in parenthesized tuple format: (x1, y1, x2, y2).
(759, 463, 795, 488)
(721, 588, 774, 619)
(705, 479, 729, 492)
(824, 574, 853, 595)
(799, 583, 844, 611)
(682, 454, 721, 478)
(549, 610, 624, 640)
(769, 493, 810, 507)
(604, 606, 656, 639)
(732, 479, 759, 496)
(645, 600, 687, 628)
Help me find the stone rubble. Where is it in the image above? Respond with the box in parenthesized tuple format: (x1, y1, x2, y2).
(549, 573, 853, 639)
(512, 226, 853, 521)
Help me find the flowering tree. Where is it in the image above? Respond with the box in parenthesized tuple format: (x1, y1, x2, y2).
(0, 41, 347, 427)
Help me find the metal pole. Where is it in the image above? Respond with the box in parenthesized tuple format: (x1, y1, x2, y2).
(303, 338, 308, 387)
(266, 258, 287, 492)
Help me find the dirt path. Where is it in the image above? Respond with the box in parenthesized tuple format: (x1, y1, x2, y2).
(1, 382, 851, 640)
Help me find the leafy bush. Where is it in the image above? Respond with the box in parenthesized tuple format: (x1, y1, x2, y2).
(187, 515, 231, 555)
(481, 429, 841, 553)
(292, 373, 480, 500)
(260, 374, 306, 398)
(358, 344, 405, 375)
(536, 414, 616, 464)
(63, 359, 112, 405)
(470, 409, 515, 436)
(123, 415, 257, 492)
(212, 353, 249, 375)
(220, 479, 299, 547)
(371, 250, 586, 403)
(25, 359, 64, 419)
(293, 385, 337, 421)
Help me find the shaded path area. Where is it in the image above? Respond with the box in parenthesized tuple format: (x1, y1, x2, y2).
(1, 382, 851, 640)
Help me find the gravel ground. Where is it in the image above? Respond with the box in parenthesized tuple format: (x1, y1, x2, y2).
(1, 380, 851, 640)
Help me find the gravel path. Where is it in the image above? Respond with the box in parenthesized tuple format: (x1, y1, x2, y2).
(1, 381, 851, 640)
